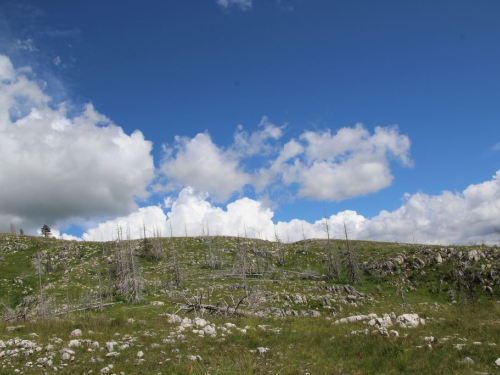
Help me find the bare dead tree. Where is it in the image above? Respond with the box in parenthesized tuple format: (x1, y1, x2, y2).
(233, 234, 249, 277)
(171, 223, 182, 286)
(32, 252, 48, 318)
(202, 222, 223, 269)
(396, 269, 407, 312)
(302, 224, 309, 255)
(275, 227, 286, 267)
(343, 222, 360, 285)
(323, 216, 340, 282)
(111, 225, 144, 302)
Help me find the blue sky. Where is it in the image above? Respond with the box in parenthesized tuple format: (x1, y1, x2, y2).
(0, 0, 499, 244)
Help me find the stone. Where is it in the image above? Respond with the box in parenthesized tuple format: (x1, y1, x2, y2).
(106, 342, 116, 352)
(256, 347, 270, 354)
(396, 314, 422, 328)
(204, 325, 217, 337)
(137, 351, 144, 358)
(194, 317, 207, 327)
(70, 329, 82, 337)
(167, 314, 182, 324)
(389, 330, 399, 337)
(463, 357, 474, 364)
(68, 340, 80, 348)
(181, 318, 192, 328)
(61, 352, 71, 361)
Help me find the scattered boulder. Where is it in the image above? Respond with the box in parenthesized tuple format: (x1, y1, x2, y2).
(396, 314, 424, 328)
(70, 329, 82, 337)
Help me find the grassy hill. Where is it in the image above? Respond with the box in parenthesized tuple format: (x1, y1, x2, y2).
(0, 233, 499, 374)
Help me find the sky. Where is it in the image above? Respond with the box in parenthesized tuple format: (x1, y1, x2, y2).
(0, 0, 499, 245)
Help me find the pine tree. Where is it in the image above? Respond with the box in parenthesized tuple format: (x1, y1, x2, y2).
(41, 224, 51, 238)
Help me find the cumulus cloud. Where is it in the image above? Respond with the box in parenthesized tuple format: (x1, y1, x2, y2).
(217, 0, 253, 11)
(159, 121, 411, 203)
(284, 124, 412, 200)
(80, 170, 500, 245)
(160, 133, 251, 202)
(0, 54, 155, 234)
(356, 170, 500, 245)
(82, 206, 169, 241)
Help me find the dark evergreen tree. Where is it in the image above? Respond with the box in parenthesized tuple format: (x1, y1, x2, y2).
(41, 224, 51, 238)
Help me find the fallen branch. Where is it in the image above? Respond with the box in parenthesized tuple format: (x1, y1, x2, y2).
(51, 302, 121, 317)
(180, 302, 256, 317)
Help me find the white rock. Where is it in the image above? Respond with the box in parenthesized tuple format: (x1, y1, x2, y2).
(389, 330, 399, 337)
(378, 327, 389, 336)
(194, 317, 207, 327)
(335, 314, 374, 324)
(396, 314, 422, 328)
(0, 340, 5, 349)
(495, 358, 500, 366)
(167, 314, 182, 324)
(91, 341, 100, 348)
(225, 323, 236, 329)
(105, 351, 120, 357)
(463, 357, 474, 364)
(151, 301, 164, 306)
(106, 341, 116, 352)
(256, 347, 270, 354)
(70, 329, 82, 337)
(68, 340, 80, 348)
(424, 336, 434, 343)
(137, 351, 144, 358)
(100, 366, 110, 374)
(204, 325, 217, 337)
(181, 318, 192, 328)
(61, 352, 71, 361)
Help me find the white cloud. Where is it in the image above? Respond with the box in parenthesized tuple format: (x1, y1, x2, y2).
(233, 116, 283, 157)
(217, 0, 253, 11)
(82, 206, 169, 241)
(79, 170, 500, 245)
(270, 124, 412, 201)
(0, 54, 155, 234)
(356, 170, 500, 245)
(0, 55, 15, 81)
(15, 38, 38, 52)
(160, 133, 251, 202)
(159, 121, 411, 203)
(493, 142, 500, 151)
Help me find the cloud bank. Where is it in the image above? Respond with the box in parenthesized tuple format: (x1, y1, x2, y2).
(81, 169, 500, 245)
(0, 54, 155, 234)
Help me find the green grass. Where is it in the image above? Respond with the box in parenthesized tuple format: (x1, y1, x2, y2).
(0, 233, 499, 374)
